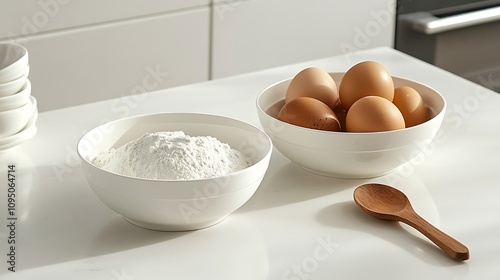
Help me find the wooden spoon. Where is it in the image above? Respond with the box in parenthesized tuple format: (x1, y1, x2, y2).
(353, 183, 469, 261)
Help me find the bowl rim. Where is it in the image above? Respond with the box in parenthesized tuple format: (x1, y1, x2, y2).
(0, 43, 28, 73)
(0, 108, 38, 150)
(256, 72, 447, 136)
(0, 65, 29, 90)
(0, 93, 34, 115)
(77, 112, 273, 183)
(0, 79, 31, 110)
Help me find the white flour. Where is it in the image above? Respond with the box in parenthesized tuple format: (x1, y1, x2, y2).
(92, 131, 252, 180)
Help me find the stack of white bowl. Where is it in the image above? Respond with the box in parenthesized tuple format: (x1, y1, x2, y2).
(0, 43, 38, 152)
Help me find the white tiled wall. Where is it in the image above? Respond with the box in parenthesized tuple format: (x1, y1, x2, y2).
(0, 0, 209, 39)
(211, 0, 396, 79)
(1, 2, 211, 111)
(20, 8, 210, 112)
(0, 0, 395, 111)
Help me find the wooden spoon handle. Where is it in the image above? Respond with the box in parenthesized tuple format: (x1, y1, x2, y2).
(401, 211, 469, 261)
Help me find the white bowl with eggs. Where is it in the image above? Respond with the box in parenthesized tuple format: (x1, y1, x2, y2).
(77, 113, 272, 231)
(256, 71, 446, 179)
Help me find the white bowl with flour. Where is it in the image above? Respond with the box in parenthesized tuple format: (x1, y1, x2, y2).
(77, 113, 273, 231)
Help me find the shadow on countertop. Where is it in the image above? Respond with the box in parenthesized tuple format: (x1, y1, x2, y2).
(236, 158, 365, 213)
(315, 201, 470, 268)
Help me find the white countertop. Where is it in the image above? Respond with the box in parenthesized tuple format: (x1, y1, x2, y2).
(1, 47, 500, 279)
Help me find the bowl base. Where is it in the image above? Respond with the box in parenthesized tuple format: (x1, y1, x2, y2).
(301, 165, 395, 179)
(123, 215, 228, 232)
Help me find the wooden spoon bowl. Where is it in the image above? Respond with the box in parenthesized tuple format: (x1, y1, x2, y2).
(353, 183, 469, 261)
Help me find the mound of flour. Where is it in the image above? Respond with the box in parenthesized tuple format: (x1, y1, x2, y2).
(92, 131, 252, 180)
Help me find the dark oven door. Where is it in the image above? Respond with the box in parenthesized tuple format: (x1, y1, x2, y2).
(396, 0, 500, 92)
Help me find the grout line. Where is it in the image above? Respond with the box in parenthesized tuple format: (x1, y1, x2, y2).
(208, 1, 214, 81)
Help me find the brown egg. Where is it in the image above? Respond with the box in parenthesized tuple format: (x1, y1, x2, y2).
(285, 67, 339, 109)
(393, 86, 428, 127)
(278, 97, 341, 131)
(333, 100, 347, 132)
(346, 96, 405, 132)
(339, 61, 394, 110)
